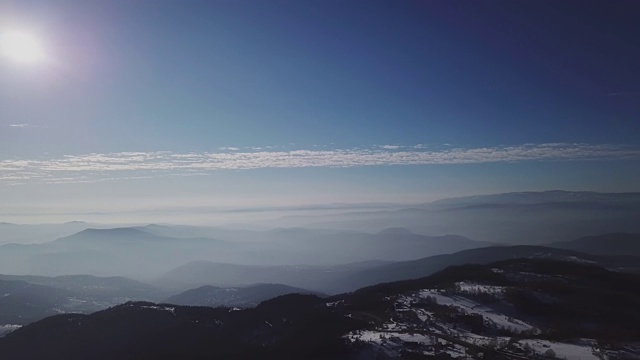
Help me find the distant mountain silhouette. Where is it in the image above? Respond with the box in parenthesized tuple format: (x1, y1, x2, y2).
(157, 261, 371, 293)
(375, 227, 415, 236)
(164, 283, 321, 307)
(549, 233, 640, 256)
(0, 222, 95, 245)
(0, 274, 170, 324)
(0, 227, 244, 277)
(53, 227, 160, 244)
(0, 295, 357, 360)
(332, 245, 640, 292)
(281, 191, 640, 244)
(0, 226, 489, 278)
(429, 190, 640, 208)
(158, 245, 640, 294)
(0, 273, 168, 302)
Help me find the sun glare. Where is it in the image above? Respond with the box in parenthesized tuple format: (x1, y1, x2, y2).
(0, 30, 46, 64)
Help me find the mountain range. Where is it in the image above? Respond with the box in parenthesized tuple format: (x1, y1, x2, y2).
(549, 232, 640, 256)
(270, 191, 640, 244)
(164, 283, 322, 307)
(2, 236, 637, 327)
(0, 225, 489, 278)
(1, 257, 638, 359)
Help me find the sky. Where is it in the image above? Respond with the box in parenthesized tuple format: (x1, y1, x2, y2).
(1, 0, 639, 223)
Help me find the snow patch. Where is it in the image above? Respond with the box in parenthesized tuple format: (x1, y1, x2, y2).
(455, 282, 504, 294)
(140, 305, 176, 315)
(520, 339, 599, 360)
(0, 324, 21, 337)
(417, 289, 535, 333)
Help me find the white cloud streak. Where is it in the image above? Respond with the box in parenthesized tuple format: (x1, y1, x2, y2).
(0, 143, 638, 185)
(8, 123, 47, 128)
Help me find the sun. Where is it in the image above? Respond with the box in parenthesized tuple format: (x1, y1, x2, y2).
(0, 30, 46, 64)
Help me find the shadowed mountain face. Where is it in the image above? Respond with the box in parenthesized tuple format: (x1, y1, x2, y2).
(164, 283, 322, 307)
(2, 258, 639, 360)
(0, 280, 74, 325)
(0, 295, 359, 360)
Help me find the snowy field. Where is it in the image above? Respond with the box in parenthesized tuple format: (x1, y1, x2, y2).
(346, 287, 606, 359)
(455, 282, 505, 294)
(415, 289, 535, 333)
(519, 339, 599, 360)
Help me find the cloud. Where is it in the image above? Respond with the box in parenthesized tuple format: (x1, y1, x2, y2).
(378, 145, 402, 150)
(8, 123, 47, 128)
(0, 143, 638, 185)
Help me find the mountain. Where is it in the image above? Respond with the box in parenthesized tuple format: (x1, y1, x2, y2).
(0, 227, 253, 278)
(279, 191, 640, 244)
(0, 279, 75, 325)
(0, 222, 94, 245)
(135, 224, 258, 241)
(3, 244, 632, 330)
(158, 245, 640, 294)
(0, 226, 489, 278)
(0, 274, 168, 303)
(156, 260, 384, 293)
(54, 227, 160, 244)
(264, 227, 490, 263)
(2, 258, 639, 359)
(0, 296, 359, 360)
(428, 190, 640, 208)
(330, 245, 640, 293)
(142, 224, 490, 260)
(337, 258, 640, 359)
(549, 233, 640, 256)
(164, 283, 321, 307)
(0, 274, 169, 326)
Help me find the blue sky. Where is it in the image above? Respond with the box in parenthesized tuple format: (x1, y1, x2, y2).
(1, 1, 639, 222)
